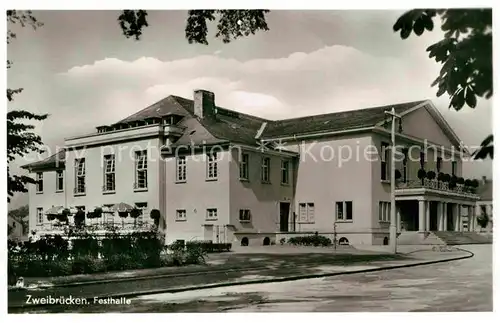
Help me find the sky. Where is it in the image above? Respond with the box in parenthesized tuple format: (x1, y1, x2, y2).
(7, 10, 493, 209)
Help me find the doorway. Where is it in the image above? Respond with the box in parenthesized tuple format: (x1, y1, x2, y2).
(279, 202, 290, 232)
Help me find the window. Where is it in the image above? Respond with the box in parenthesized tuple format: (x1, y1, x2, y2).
(239, 153, 249, 180)
(56, 170, 64, 192)
(436, 157, 442, 173)
(261, 157, 271, 183)
(381, 143, 389, 180)
(452, 161, 457, 176)
(135, 151, 148, 189)
(207, 152, 218, 180)
(176, 209, 187, 221)
(36, 172, 43, 193)
(36, 207, 43, 224)
(298, 202, 315, 223)
(402, 148, 408, 183)
(336, 201, 353, 221)
(239, 209, 251, 222)
(176, 156, 187, 182)
(103, 155, 116, 192)
(135, 202, 148, 223)
(420, 151, 426, 169)
(281, 160, 290, 185)
(206, 208, 218, 220)
(379, 201, 390, 222)
(75, 159, 86, 194)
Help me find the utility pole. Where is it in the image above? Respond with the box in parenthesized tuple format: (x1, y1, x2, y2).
(385, 108, 401, 254)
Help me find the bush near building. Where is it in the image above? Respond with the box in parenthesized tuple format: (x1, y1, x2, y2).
(7, 230, 231, 285)
(287, 234, 332, 247)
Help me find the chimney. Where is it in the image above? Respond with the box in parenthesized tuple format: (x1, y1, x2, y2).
(193, 89, 216, 119)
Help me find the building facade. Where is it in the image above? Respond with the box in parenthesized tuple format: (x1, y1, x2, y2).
(23, 89, 481, 245)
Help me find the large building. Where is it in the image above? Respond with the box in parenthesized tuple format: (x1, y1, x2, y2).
(22, 89, 481, 245)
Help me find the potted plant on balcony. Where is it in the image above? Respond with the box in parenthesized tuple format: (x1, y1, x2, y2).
(150, 209, 161, 228)
(62, 208, 71, 217)
(130, 207, 142, 227)
(470, 179, 479, 193)
(47, 214, 55, 221)
(457, 177, 465, 185)
(395, 169, 402, 181)
(417, 169, 427, 185)
(443, 173, 451, 183)
(118, 211, 129, 228)
(449, 177, 458, 190)
(74, 209, 85, 228)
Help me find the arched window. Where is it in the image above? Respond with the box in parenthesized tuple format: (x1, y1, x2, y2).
(241, 237, 249, 246)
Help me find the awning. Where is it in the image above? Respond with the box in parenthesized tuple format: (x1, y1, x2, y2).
(45, 206, 65, 215)
(111, 202, 133, 213)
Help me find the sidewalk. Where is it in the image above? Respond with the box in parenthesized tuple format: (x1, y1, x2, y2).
(8, 246, 472, 311)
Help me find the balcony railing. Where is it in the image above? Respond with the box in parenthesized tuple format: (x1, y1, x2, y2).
(396, 179, 478, 197)
(35, 221, 156, 236)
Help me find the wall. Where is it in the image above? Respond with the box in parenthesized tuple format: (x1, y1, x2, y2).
(283, 135, 374, 244)
(228, 148, 294, 244)
(28, 169, 67, 233)
(165, 149, 231, 244)
(65, 138, 161, 226)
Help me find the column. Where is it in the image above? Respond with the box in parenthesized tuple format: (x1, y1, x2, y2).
(443, 202, 448, 231)
(454, 204, 460, 231)
(396, 205, 401, 232)
(425, 201, 430, 232)
(418, 200, 425, 232)
(437, 201, 443, 231)
(469, 206, 475, 232)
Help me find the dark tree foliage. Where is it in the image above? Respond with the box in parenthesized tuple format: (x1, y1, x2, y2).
(7, 10, 48, 202)
(118, 9, 270, 44)
(393, 9, 493, 159)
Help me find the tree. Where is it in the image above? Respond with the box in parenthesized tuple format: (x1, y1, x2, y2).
(7, 10, 48, 203)
(393, 9, 493, 159)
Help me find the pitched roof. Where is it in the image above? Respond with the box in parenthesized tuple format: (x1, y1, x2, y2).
(477, 179, 493, 201)
(262, 100, 427, 138)
(20, 95, 430, 170)
(21, 149, 66, 171)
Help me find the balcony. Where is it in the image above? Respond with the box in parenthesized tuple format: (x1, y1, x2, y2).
(396, 179, 480, 200)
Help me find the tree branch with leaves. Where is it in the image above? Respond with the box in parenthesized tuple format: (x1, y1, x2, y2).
(393, 9, 493, 159)
(7, 10, 48, 202)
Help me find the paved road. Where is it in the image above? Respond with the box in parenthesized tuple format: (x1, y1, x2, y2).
(20, 244, 492, 312)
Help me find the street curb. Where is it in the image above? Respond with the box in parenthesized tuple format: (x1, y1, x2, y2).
(8, 249, 473, 311)
(13, 251, 416, 289)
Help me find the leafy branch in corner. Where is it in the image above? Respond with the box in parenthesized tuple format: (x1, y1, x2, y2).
(117, 9, 270, 44)
(7, 10, 48, 202)
(393, 9, 492, 159)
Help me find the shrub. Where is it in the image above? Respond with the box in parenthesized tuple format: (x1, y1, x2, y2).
(457, 177, 465, 185)
(279, 238, 286, 245)
(443, 174, 451, 182)
(104, 253, 135, 271)
(477, 214, 490, 228)
(72, 237, 100, 258)
(288, 234, 332, 247)
(72, 255, 103, 274)
(426, 171, 436, 180)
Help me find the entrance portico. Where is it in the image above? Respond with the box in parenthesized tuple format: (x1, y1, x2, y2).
(395, 180, 479, 232)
